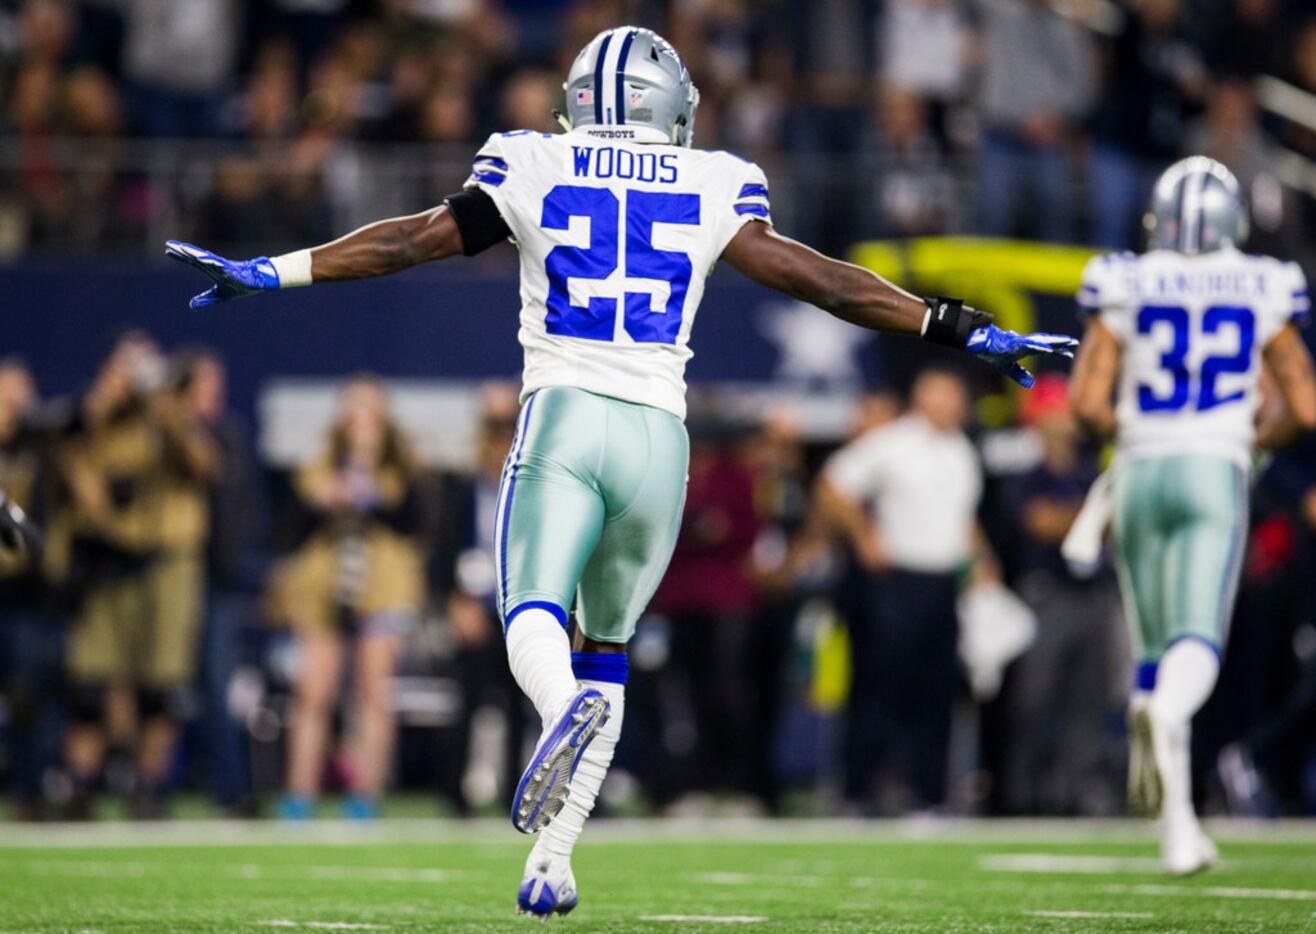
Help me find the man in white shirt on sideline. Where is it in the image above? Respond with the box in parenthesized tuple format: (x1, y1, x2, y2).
(818, 367, 983, 813)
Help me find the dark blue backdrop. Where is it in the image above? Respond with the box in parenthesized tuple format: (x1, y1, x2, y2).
(1, 261, 810, 421)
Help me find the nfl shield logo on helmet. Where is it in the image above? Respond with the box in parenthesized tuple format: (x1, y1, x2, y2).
(575, 88, 594, 106)
(629, 89, 644, 107)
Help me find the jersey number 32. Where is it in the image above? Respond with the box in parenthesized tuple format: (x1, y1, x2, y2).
(1137, 304, 1255, 413)
(541, 185, 699, 346)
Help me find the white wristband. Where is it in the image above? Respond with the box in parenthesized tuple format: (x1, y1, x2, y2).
(270, 249, 313, 287)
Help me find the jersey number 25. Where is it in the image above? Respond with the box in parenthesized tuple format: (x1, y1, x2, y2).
(541, 185, 700, 346)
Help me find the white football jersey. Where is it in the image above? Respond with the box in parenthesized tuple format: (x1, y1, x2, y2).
(1079, 246, 1309, 467)
(463, 128, 772, 419)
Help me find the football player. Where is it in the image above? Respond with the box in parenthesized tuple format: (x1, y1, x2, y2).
(168, 27, 1076, 916)
(1070, 156, 1316, 874)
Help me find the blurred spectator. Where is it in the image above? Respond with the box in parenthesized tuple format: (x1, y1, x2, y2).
(499, 69, 559, 134)
(60, 332, 219, 818)
(819, 368, 982, 813)
(996, 375, 1123, 816)
(0, 358, 63, 820)
(195, 45, 333, 255)
(1185, 78, 1282, 234)
(430, 383, 526, 814)
(647, 419, 762, 812)
(785, 0, 874, 252)
(878, 0, 972, 142)
(1087, 0, 1206, 248)
(418, 84, 476, 143)
(868, 87, 956, 238)
(973, 0, 1097, 242)
(121, 0, 242, 137)
(267, 375, 423, 819)
(1202, 0, 1287, 78)
(743, 406, 833, 812)
(1189, 75, 1268, 185)
(178, 350, 263, 816)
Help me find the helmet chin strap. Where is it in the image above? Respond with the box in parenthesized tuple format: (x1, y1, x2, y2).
(551, 109, 572, 133)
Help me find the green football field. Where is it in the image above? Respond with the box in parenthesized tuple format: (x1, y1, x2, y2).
(1, 819, 1314, 932)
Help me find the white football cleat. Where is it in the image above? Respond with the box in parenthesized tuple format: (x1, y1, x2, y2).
(1127, 698, 1162, 817)
(1162, 817, 1218, 876)
(511, 688, 610, 834)
(517, 848, 578, 920)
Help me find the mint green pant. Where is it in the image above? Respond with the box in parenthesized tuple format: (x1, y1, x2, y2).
(1111, 454, 1248, 662)
(495, 387, 689, 644)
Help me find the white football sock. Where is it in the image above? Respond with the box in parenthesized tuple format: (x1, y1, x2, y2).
(1150, 639, 1220, 826)
(538, 678, 624, 861)
(1151, 639, 1219, 725)
(504, 607, 578, 724)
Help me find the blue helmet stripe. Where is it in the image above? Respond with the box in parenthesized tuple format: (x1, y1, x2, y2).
(593, 32, 613, 125)
(614, 29, 637, 126)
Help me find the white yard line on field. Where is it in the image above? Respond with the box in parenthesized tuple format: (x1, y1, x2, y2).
(257, 925, 387, 931)
(8, 859, 457, 884)
(1026, 911, 1153, 920)
(638, 916, 766, 924)
(980, 853, 1167, 874)
(1104, 883, 1316, 902)
(2, 817, 1314, 849)
(689, 871, 822, 888)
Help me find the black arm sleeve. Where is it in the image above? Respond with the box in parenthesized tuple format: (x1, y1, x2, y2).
(444, 189, 512, 256)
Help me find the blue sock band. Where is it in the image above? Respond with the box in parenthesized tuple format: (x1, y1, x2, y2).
(1136, 660, 1158, 692)
(504, 600, 568, 633)
(572, 652, 629, 685)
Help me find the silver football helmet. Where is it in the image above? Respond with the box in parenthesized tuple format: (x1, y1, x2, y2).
(1144, 156, 1249, 254)
(562, 27, 700, 146)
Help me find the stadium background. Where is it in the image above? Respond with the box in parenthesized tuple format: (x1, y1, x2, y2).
(1, 0, 1316, 830)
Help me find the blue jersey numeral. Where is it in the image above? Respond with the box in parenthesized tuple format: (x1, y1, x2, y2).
(1136, 305, 1191, 412)
(1198, 305, 1255, 410)
(1136, 303, 1256, 413)
(543, 186, 618, 342)
(541, 185, 700, 345)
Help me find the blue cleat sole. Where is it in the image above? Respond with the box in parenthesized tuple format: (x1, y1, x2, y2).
(511, 689, 610, 834)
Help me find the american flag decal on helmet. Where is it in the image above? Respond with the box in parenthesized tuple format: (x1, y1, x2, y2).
(575, 88, 594, 106)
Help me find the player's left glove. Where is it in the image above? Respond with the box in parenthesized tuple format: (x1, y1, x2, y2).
(966, 324, 1079, 389)
(165, 240, 281, 309)
(920, 296, 1077, 389)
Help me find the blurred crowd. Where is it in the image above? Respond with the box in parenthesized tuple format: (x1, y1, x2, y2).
(3, 333, 1316, 821)
(2, 0, 1316, 259)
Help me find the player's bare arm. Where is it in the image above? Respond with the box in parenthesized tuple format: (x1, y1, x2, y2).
(721, 221, 1077, 387)
(721, 222, 927, 335)
(1255, 323, 1316, 449)
(306, 206, 466, 281)
(1069, 316, 1121, 440)
(163, 193, 492, 306)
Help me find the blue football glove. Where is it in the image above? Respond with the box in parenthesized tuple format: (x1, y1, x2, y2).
(966, 324, 1079, 389)
(165, 240, 280, 309)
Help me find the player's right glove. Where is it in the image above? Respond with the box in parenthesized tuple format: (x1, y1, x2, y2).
(165, 240, 282, 309)
(921, 296, 1078, 389)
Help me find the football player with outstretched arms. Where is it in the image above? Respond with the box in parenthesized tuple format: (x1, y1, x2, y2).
(168, 27, 1076, 917)
(1069, 157, 1316, 876)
